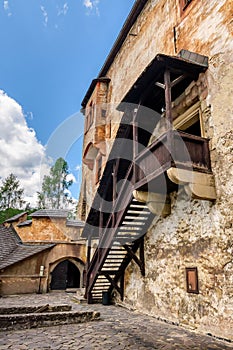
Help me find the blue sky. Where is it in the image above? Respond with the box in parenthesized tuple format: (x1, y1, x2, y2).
(0, 0, 135, 205)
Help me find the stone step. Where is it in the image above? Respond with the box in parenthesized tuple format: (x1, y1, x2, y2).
(0, 309, 100, 331)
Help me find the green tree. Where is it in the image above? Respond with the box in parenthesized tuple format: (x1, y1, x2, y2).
(37, 157, 74, 209)
(0, 173, 25, 210)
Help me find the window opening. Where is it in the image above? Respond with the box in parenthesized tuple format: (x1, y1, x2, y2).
(174, 102, 204, 137)
(85, 101, 95, 133)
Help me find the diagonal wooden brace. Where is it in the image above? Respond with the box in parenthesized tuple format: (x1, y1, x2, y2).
(123, 241, 145, 276)
(102, 272, 123, 299)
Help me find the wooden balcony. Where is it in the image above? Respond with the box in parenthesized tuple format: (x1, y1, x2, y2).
(134, 130, 212, 190)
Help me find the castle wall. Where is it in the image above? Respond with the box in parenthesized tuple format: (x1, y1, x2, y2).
(80, 0, 233, 340)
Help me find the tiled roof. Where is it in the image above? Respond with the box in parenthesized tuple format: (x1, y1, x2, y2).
(0, 225, 54, 270)
(17, 220, 32, 227)
(66, 220, 85, 228)
(4, 212, 27, 223)
(31, 209, 69, 218)
(0, 226, 20, 260)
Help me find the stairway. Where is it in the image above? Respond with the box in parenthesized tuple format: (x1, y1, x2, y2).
(87, 199, 154, 303)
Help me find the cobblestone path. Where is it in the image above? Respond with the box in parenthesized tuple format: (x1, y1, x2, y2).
(0, 293, 232, 350)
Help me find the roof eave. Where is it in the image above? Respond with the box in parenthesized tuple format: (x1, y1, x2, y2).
(81, 77, 111, 109)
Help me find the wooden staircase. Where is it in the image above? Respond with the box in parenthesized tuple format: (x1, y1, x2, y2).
(83, 59, 213, 304)
(86, 198, 154, 303)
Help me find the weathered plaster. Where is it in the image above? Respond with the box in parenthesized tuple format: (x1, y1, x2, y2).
(17, 217, 83, 242)
(79, 0, 233, 340)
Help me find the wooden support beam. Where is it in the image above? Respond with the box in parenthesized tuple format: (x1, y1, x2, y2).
(164, 69, 173, 152)
(139, 237, 145, 277)
(113, 159, 120, 202)
(85, 235, 92, 289)
(171, 74, 186, 88)
(98, 207, 104, 262)
(102, 272, 122, 297)
(112, 159, 120, 227)
(132, 107, 139, 185)
(164, 69, 172, 126)
(87, 236, 92, 269)
(120, 273, 125, 301)
(155, 81, 165, 89)
(87, 291, 93, 304)
(123, 243, 145, 275)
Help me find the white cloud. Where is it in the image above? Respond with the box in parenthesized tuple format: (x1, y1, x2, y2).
(57, 3, 68, 16)
(83, 0, 93, 9)
(26, 111, 33, 120)
(40, 5, 48, 27)
(3, 0, 9, 11)
(3, 0, 12, 16)
(75, 164, 82, 171)
(66, 173, 76, 183)
(0, 90, 50, 207)
(83, 0, 100, 15)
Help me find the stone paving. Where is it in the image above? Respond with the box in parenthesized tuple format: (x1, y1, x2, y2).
(0, 293, 233, 350)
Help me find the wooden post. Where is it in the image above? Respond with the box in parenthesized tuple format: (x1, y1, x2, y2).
(98, 211, 103, 262)
(87, 236, 92, 269)
(85, 235, 92, 290)
(112, 159, 120, 228)
(113, 163, 117, 203)
(120, 273, 125, 301)
(164, 69, 172, 125)
(140, 238, 145, 277)
(87, 291, 93, 304)
(164, 69, 173, 152)
(132, 107, 138, 184)
(112, 163, 117, 228)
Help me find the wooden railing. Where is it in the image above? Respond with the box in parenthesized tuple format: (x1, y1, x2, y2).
(174, 131, 211, 170)
(134, 130, 211, 188)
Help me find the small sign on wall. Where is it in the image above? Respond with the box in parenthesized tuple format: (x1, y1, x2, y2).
(39, 265, 45, 277)
(186, 267, 199, 294)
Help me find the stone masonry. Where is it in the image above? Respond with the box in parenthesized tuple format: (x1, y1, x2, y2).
(78, 0, 233, 341)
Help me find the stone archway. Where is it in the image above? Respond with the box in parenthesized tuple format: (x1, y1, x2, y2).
(50, 260, 80, 290)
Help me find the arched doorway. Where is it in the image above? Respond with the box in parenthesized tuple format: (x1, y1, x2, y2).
(50, 260, 80, 290)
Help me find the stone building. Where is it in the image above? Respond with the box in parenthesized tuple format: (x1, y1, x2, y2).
(0, 210, 86, 295)
(78, 0, 233, 341)
(3, 211, 28, 230)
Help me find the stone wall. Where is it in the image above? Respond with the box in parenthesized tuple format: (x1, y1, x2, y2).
(124, 184, 233, 340)
(120, 1, 233, 340)
(79, 0, 233, 217)
(80, 0, 233, 340)
(17, 217, 83, 243)
(0, 243, 86, 295)
(0, 251, 50, 295)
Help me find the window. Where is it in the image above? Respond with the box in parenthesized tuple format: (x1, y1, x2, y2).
(101, 108, 107, 118)
(85, 101, 95, 133)
(174, 102, 204, 137)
